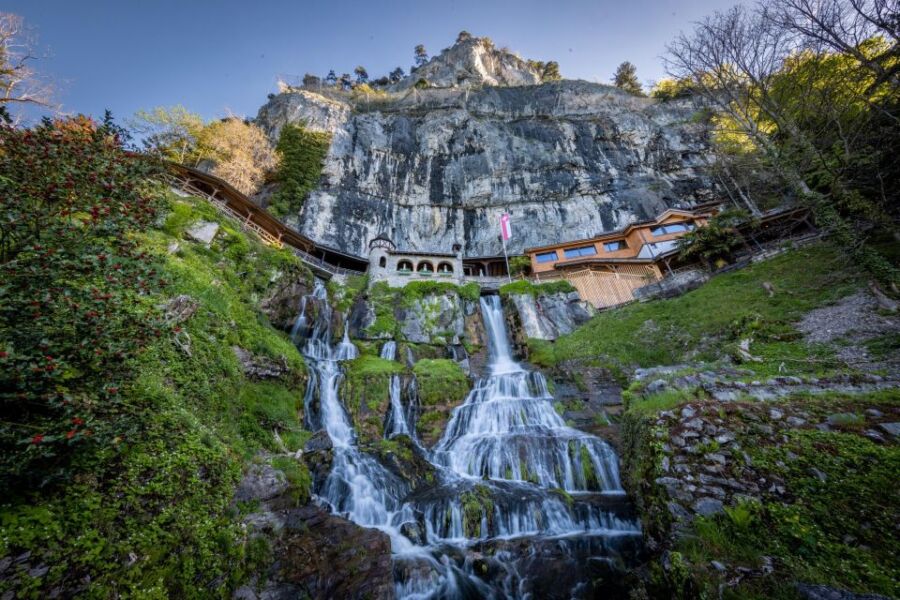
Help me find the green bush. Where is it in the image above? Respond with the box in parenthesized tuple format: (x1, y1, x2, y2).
(268, 123, 331, 219)
(499, 279, 575, 297)
(412, 359, 470, 406)
(0, 119, 313, 597)
(0, 117, 166, 485)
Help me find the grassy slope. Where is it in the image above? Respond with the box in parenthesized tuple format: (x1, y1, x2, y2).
(534, 243, 867, 378)
(1, 194, 313, 598)
(542, 241, 900, 597)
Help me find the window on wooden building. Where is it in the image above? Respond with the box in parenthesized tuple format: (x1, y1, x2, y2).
(535, 251, 559, 263)
(650, 222, 694, 236)
(603, 240, 627, 252)
(563, 245, 597, 259)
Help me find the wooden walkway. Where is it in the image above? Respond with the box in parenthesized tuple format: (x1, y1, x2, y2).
(166, 163, 367, 279)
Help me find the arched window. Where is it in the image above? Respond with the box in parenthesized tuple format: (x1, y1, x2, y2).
(397, 260, 413, 272)
(379, 256, 387, 268)
(417, 261, 434, 273)
(437, 262, 454, 273)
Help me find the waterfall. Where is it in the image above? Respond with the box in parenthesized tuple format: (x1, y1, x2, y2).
(294, 284, 639, 598)
(381, 341, 412, 439)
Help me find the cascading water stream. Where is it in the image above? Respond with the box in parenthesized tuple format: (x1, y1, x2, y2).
(381, 341, 418, 439)
(294, 283, 640, 598)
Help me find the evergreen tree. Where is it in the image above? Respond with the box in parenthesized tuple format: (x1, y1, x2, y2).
(456, 31, 472, 43)
(354, 66, 368, 84)
(612, 61, 644, 96)
(414, 44, 429, 67)
(339, 73, 353, 91)
(389, 67, 405, 83)
(302, 73, 321, 87)
(325, 70, 337, 86)
(542, 61, 561, 81)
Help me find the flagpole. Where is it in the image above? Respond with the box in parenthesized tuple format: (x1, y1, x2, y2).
(501, 229, 512, 284)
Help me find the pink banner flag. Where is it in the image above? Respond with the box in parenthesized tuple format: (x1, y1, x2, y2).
(500, 213, 512, 241)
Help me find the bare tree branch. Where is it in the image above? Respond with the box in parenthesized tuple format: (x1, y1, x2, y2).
(0, 12, 55, 121)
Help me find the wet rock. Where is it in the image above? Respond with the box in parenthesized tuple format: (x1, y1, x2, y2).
(274, 505, 393, 600)
(680, 406, 697, 419)
(233, 346, 291, 380)
(304, 430, 333, 453)
(684, 418, 704, 431)
(668, 502, 693, 521)
(769, 408, 784, 420)
(692, 498, 724, 517)
(647, 379, 668, 394)
(879, 422, 900, 437)
(786, 416, 807, 427)
(28, 564, 49, 578)
(795, 582, 892, 600)
(864, 408, 883, 418)
(505, 292, 595, 340)
(706, 453, 727, 465)
(235, 462, 289, 503)
(712, 390, 740, 402)
(809, 468, 828, 482)
(715, 432, 735, 444)
(259, 276, 312, 331)
(185, 220, 219, 245)
(162, 294, 198, 324)
(399, 522, 426, 545)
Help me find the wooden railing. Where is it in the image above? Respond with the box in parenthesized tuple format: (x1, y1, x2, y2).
(165, 163, 367, 279)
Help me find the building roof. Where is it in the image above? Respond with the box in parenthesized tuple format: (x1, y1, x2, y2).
(524, 206, 720, 254)
(389, 249, 458, 258)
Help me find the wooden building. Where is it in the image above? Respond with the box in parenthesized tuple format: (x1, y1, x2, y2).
(525, 207, 718, 308)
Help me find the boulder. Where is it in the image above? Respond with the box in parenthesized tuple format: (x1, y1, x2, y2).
(234, 462, 289, 503)
(185, 221, 219, 246)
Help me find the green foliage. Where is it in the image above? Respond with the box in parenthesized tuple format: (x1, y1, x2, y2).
(650, 78, 695, 101)
(499, 279, 575, 297)
(677, 429, 899, 597)
(612, 61, 644, 96)
(363, 281, 479, 340)
(365, 282, 401, 338)
(328, 273, 368, 313)
(128, 105, 204, 163)
(552, 243, 861, 372)
(507, 255, 531, 276)
(460, 485, 494, 537)
(270, 456, 312, 506)
(626, 388, 699, 415)
(268, 123, 331, 219)
(0, 122, 312, 597)
(677, 209, 751, 266)
(341, 355, 403, 440)
(0, 117, 166, 484)
(412, 359, 470, 406)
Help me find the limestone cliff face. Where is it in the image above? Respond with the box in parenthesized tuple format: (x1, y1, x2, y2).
(255, 43, 715, 258)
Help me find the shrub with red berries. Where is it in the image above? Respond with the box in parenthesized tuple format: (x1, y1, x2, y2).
(0, 116, 166, 484)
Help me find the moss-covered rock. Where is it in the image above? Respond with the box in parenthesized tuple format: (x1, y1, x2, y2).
(340, 355, 403, 443)
(412, 359, 471, 446)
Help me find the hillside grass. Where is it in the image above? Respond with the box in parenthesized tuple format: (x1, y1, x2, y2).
(1, 193, 313, 598)
(625, 390, 900, 599)
(536, 243, 865, 378)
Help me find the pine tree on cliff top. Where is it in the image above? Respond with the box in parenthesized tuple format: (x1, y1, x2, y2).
(612, 61, 644, 96)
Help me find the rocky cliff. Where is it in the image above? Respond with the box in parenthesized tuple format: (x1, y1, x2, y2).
(255, 38, 715, 258)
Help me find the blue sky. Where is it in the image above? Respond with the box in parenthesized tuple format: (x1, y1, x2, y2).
(9, 0, 744, 124)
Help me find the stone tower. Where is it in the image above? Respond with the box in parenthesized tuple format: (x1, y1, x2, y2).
(368, 234, 395, 283)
